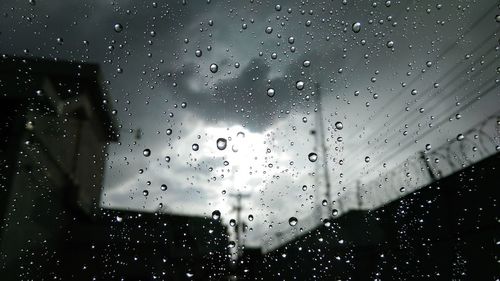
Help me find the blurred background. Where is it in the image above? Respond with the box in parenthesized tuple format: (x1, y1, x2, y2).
(0, 0, 499, 280)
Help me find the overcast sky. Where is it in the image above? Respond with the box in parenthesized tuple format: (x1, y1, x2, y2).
(1, 0, 499, 248)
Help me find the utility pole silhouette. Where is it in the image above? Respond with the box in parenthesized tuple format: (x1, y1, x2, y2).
(313, 83, 337, 217)
(229, 192, 250, 257)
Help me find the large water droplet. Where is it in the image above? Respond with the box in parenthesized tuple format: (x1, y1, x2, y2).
(161, 184, 168, 191)
(352, 22, 361, 33)
(192, 143, 199, 151)
(308, 152, 318, 162)
(212, 210, 221, 220)
(195, 49, 202, 57)
(364, 156, 370, 163)
(386, 40, 394, 48)
(289, 217, 298, 226)
(267, 88, 275, 97)
(143, 149, 151, 157)
(248, 214, 254, 221)
(210, 63, 218, 73)
(456, 134, 464, 141)
(296, 81, 305, 90)
(216, 138, 227, 150)
(114, 23, 123, 33)
(335, 121, 343, 130)
(303, 60, 311, 67)
(143, 190, 149, 196)
(265, 26, 273, 34)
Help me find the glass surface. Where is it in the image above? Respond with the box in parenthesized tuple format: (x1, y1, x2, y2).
(0, 0, 499, 280)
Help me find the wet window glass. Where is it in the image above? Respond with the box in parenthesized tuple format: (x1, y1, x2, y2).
(0, 0, 499, 280)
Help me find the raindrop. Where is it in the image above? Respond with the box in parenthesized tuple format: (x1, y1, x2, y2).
(425, 144, 432, 151)
(288, 36, 295, 44)
(275, 4, 281, 11)
(114, 23, 123, 33)
(192, 143, 199, 151)
(143, 149, 151, 157)
(161, 184, 168, 191)
(181, 102, 187, 108)
(143, 190, 149, 196)
(296, 81, 305, 90)
(332, 209, 339, 216)
(352, 22, 361, 33)
(289, 217, 298, 226)
(308, 152, 318, 162)
(456, 134, 464, 141)
(303, 60, 311, 67)
(496, 15, 500, 23)
(265, 26, 273, 34)
(267, 88, 275, 97)
(248, 214, 254, 221)
(209, 63, 218, 73)
(411, 89, 418, 95)
(322, 200, 328, 206)
(335, 121, 343, 130)
(216, 138, 227, 150)
(399, 187, 406, 193)
(386, 40, 394, 48)
(212, 210, 221, 220)
(364, 156, 370, 163)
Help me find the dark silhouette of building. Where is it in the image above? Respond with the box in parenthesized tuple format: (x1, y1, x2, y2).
(0, 57, 230, 280)
(239, 153, 500, 280)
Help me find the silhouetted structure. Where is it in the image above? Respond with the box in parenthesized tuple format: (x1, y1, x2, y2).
(239, 153, 500, 280)
(0, 57, 230, 280)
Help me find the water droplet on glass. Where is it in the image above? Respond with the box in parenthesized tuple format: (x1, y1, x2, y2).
(288, 36, 295, 44)
(364, 156, 370, 163)
(289, 217, 298, 226)
(308, 152, 318, 162)
(161, 184, 168, 191)
(143, 149, 151, 157)
(456, 134, 464, 141)
(216, 138, 227, 150)
(335, 121, 343, 130)
(425, 144, 432, 151)
(303, 60, 311, 67)
(209, 63, 218, 73)
(399, 187, 406, 193)
(267, 88, 275, 97)
(114, 23, 123, 33)
(212, 210, 221, 220)
(275, 4, 281, 11)
(248, 214, 254, 221)
(411, 89, 418, 95)
(192, 143, 199, 151)
(332, 209, 339, 216)
(265, 26, 273, 34)
(296, 81, 304, 90)
(322, 199, 328, 206)
(195, 49, 202, 57)
(352, 22, 361, 33)
(143, 190, 149, 196)
(386, 41, 394, 48)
